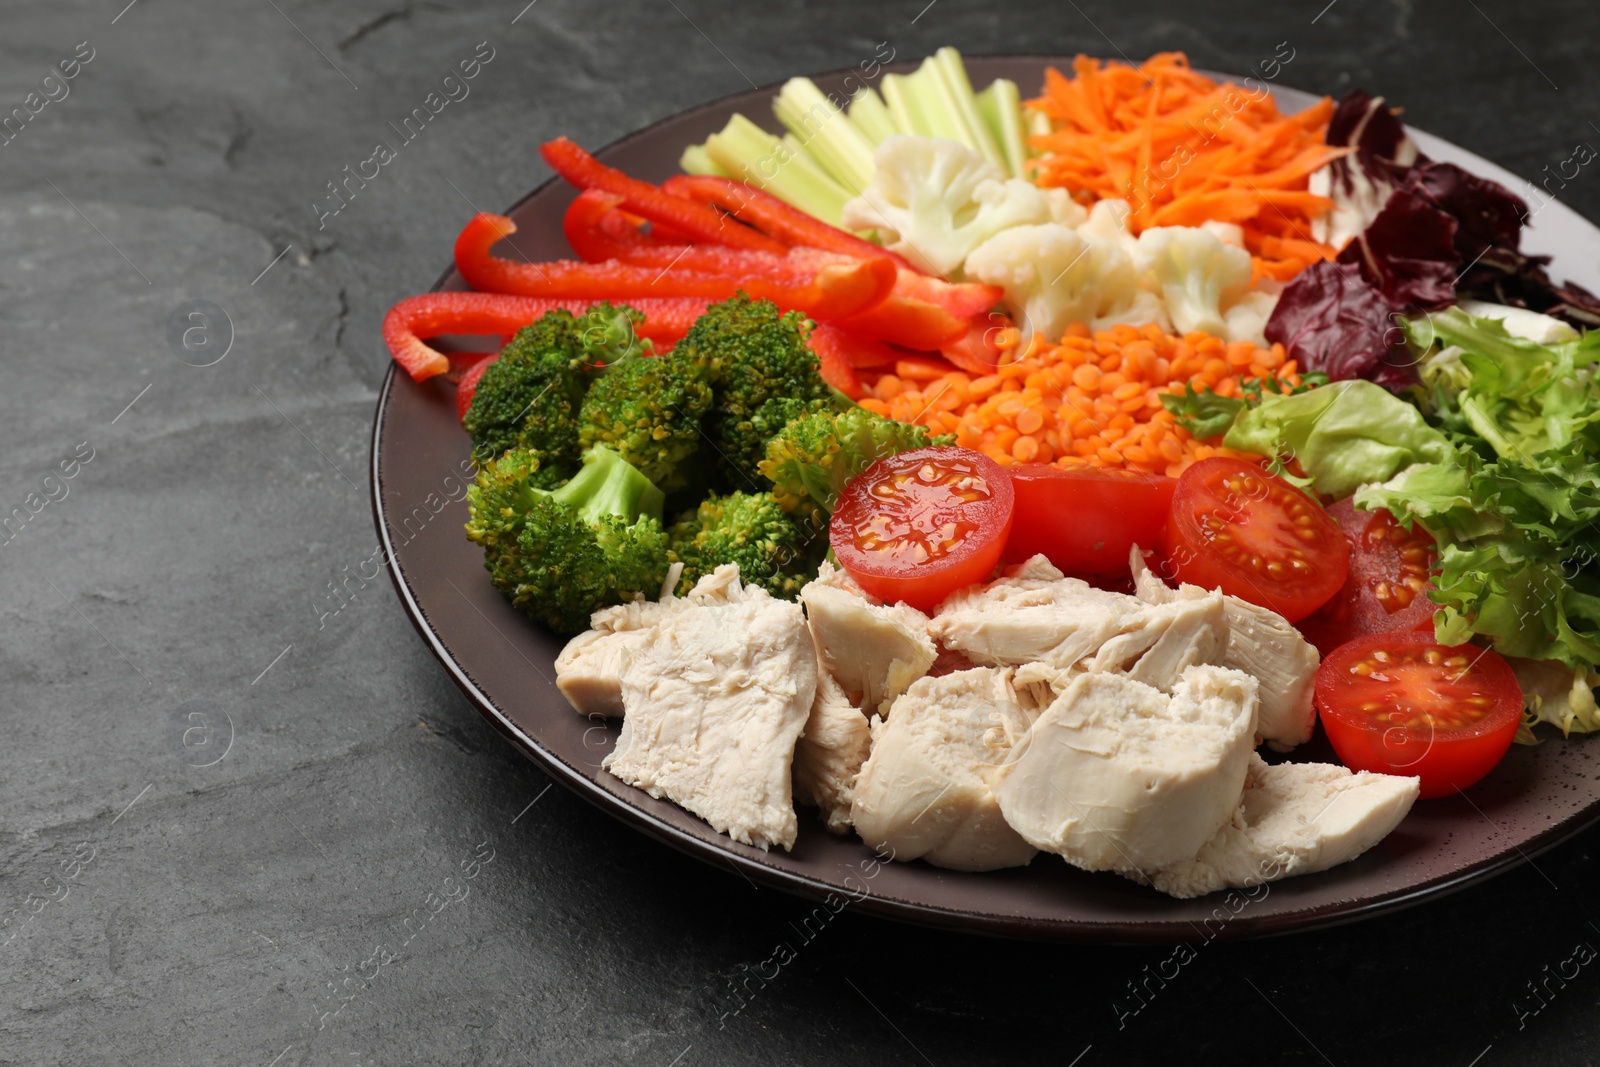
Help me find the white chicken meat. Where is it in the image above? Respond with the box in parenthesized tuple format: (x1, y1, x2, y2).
(850, 667, 1040, 872)
(1134, 753, 1420, 898)
(801, 579, 937, 715)
(792, 671, 872, 835)
(604, 575, 817, 851)
(995, 665, 1259, 872)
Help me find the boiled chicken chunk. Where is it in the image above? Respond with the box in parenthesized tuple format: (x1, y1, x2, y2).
(802, 579, 937, 714)
(996, 665, 1258, 872)
(850, 668, 1039, 872)
(1135, 754, 1420, 898)
(1131, 550, 1319, 748)
(792, 671, 872, 834)
(929, 556, 1147, 670)
(605, 573, 817, 851)
(555, 565, 747, 718)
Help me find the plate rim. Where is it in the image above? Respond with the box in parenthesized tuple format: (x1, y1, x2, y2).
(371, 54, 1600, 944)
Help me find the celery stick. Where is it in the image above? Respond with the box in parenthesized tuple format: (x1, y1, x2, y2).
(880, 73, 923, 136)
(978, 79, 1026, 178)
(703, 121, 852, 225)
(772, 77, 877, 191)
(679, 142, 729, 177)
(904, 60, 970, 145)
(1025, 105, 1052, 141)
(848, 87, 898, 145)
(933, 48, 1004, 168)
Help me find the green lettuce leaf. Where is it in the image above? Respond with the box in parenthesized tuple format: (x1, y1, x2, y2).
(1222, 379, 1453, 498)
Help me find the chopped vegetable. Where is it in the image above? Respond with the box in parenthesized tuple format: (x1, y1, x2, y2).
(1315, 632, 1522, 798)
(464, 304, 639, 470)
(1164, 457, 1349, 622)
(1028, 53, 1343, 280)
(541, 137, 787, 253)
(1135, 226, 1254, 336)
(860, 321, 1299, 477)
(454, 212, 896, 321)
(464, 445, 669, 636)
(840, 135, 1066, 277)
(681, 48, 1035, 226)
(667, 490, 825, 598)
(830, 445, 1015, 612)
(964, 220, 1144, 342)
(759, 405, 949, 516)
(382, 290, 706, 382)
(1159, 371, 1327, 440)
(577, 344, 715, 490)
(1296, 498, 1439, 657)
(1003, 465, 1175, 575)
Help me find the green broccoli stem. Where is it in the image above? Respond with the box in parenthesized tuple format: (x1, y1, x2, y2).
(552, 446, 665, 527)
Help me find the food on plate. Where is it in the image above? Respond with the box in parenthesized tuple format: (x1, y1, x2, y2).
(383, 47, 1600, 902)
(1130, 551, 1321, 749)
(1315, 631, 1522, 798)
(1296, 498, 1439, 657)
(828, 445, 1015, 613)
(1003, 464, 1175, 574)
(1028, 53, 1343, 280)
(465, 445, 668, 635)
(792, 671, 874, 835)
(801, 566, 936, 715)
(604, 566, 817, 851)
(1164, 457, 1349, 622)
(861, 322, 1303, 476)
(996, 666, 1260, 871)
(851, 667, 1042, 872)
(1137, 754, 1419, 899)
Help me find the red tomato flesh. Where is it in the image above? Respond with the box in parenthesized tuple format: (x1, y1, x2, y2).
(1297, 498, 1439, 655)
(831, 445, 1014, 613)
(1164, 458, 1349, 622)
(1004, 464, 1176, 575)
(1315, 632, 1522, 799)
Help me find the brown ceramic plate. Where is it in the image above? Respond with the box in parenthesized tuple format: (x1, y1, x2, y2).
(371, 57, 1600, 943)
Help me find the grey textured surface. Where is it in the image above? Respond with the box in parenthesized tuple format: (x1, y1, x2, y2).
(4, 1, 1600, 1064)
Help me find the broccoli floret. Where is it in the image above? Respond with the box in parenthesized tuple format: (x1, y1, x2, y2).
(463, 303, 645, 472)
(759, 406, 951, 515)
(465, 445, 669, 635)
(677, 294, 844, 483)
(668, 490, 826, 599)
(577, 345, 715, 490)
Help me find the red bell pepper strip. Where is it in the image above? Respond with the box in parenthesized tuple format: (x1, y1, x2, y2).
(540, 137, 787, 255)
(662, 175, 915, 268)
(456, 353, 497, 420)
(939, 313, 1009, 375)
(458, 213, 895, 321)
(890, 270, 1004, 319)
(835, 293, 969, 351)
(383, 291, 708, 381)
(807, 326, 873, 399)
(564, 190, 654, 262)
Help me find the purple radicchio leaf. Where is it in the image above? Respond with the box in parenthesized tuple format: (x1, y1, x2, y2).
(1263, 259, 1420, 389)
(1334, 185, 1460, 309)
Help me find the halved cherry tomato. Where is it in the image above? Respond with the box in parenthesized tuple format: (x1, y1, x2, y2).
(1164, 457, 1349, 622)
(1315, 632, 1522, 798)
(1004, 464, 1176, 575)
(831, 446, 1014, 613)
(1298, 498, 1439, 655)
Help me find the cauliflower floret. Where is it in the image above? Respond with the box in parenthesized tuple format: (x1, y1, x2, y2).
(1076, 199, 1140, 258)
(1221, 289, 1279, 347)
(964, 223, 1140, 342)
(842, 136, 1056, 277)
(1135, 227, 1253, 337)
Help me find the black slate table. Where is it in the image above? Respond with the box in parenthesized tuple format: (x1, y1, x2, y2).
(5, 2, 1600, 1064)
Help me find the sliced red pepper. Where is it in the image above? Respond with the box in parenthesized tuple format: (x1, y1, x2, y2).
(807, 326, 872, 399)
(890, 270, 1004, 319)
(835, 293, 969, 351)
(383, 291, 708, 382)
(540, 138, 787, 254)
(456, 353, 497, 421)
(940, 314, 1009, 375)
(460, 213, 894, 321)
(563, 189, 679, 262)
(662, 174, 915, 268)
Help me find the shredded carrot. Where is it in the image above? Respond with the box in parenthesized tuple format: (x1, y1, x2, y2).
(1028, 53, 1345, 279)
(859, 322, 1301, 479)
